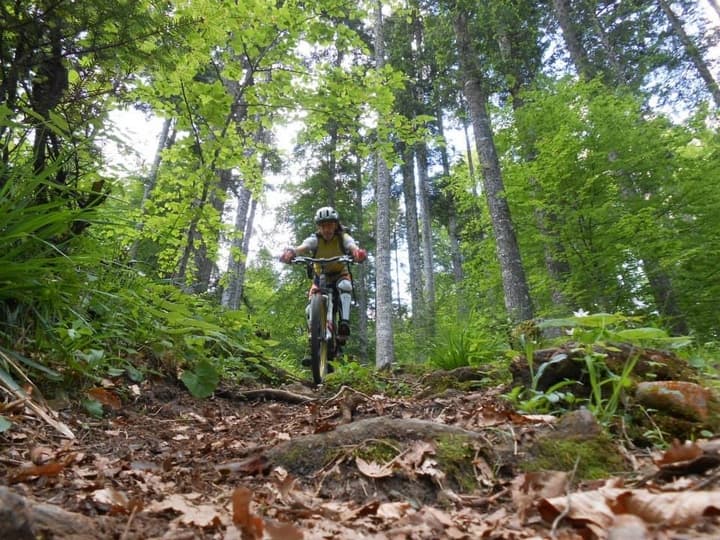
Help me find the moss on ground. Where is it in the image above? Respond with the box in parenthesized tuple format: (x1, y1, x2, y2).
(523, 435, 628, 480)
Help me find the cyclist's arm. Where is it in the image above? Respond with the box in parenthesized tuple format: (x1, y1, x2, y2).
(341, 232, 359, 253)
(293, 235, 318, 256)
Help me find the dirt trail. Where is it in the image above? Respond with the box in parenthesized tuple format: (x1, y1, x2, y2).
(1, 377, 719, 539)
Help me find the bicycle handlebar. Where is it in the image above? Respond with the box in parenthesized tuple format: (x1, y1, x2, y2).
(291, 255, 354, 265)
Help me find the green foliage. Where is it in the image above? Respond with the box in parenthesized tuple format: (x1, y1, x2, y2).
(181, 359, 221, 398)
(2, 0, 719, 404)
(484, 78, 716, 334)
(324, 360, 413, 397)
(538, 313, 692, 350)
(583, 351, 638, 424)
(428, 327, 485, 370)
(508, 312, 693, 420)
(427, 307, 510, 371)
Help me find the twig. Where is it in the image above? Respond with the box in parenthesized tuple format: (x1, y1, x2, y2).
(550, 456, 580, 539)
(120, 504, 138, 540)
(323, 384, 372, 405)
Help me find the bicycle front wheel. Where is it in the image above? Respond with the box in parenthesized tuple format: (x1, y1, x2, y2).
(309, 293, 330, 384)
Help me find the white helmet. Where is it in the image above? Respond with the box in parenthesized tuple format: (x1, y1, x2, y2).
(314, 206, 339, 224)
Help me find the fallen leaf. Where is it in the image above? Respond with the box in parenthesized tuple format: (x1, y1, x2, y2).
(231, 487, 264, 539)
(356, 457, 394, 478)
(654, 439, 703, 467)
(608, 488, 720, 526)
(264, 519, 303, 540)
(376, 501, 413, 519)
(29, 446, 54, 465)
(146, 493, 224, 528)
(538, 489, 616, 538)
(92, 487, 130, 512)
(87, 387, 122, 410)
(607, 514, 650, 540)
(215, 455, 268, 475)
(10, 453, 76, 483)
(418, 458, 446, 483)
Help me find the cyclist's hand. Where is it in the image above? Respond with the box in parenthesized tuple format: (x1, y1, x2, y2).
(352, 248, 367, 263)
(279, 248, 295, 263)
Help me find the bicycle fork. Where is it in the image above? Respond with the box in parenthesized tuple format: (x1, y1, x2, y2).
(324, 292, 334, 341)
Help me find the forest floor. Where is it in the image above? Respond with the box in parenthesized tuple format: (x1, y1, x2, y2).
(1, 370, 720, 540)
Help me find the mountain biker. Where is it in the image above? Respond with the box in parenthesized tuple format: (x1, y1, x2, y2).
(279, 206, 367, 344)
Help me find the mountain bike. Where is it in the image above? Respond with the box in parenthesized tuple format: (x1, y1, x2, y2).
(291, 255, 354, 384)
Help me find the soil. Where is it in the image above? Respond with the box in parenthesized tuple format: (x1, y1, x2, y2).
(1, 374, 719, 540)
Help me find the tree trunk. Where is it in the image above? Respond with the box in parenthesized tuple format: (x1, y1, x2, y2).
(194, 167, 235, 293)
(235, 196, 257, 304)
(400, 143, 426, 343)
(658, 0, 720, 107)
(437, 113, 464, 287)
(463, 117, 479, 198)
(374, 0, 395, 370)
(415, 141, 436, 337)
(551, 0, 596, 80)
(353, 154, 370, 363)
(454, 10, 534, 323)
(222, 183, 253, 309)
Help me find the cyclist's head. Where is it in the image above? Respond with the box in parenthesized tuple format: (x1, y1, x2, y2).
(314, 206, 339, 224)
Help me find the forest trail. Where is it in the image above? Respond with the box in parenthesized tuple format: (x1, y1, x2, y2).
(1, 374, 720, 539)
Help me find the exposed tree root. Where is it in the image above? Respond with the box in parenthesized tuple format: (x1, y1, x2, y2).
(0, 486, 105, 540)
(265, 416, 494, 475)
(215, 387, 315, 404)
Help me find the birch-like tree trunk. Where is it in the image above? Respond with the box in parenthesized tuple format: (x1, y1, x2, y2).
(352, 154, 370, 363)
(437, 113, 464, 287)
(400, 144, 425, 341)
(222, 184, 253, 309)
(374, 0, 395, 369)
(454, 10, 534, 323)
(658, 0, 720, 107)
(415, 141, 436, 337)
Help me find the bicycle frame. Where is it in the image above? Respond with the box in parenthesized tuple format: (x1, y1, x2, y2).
(291, 255, 353, 384)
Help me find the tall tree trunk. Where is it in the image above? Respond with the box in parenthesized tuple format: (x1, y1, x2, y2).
(128, 117, 173, 262)
(222, 183, 253, 309)
(400, 143, 426, 342)
(374, 0, 395, 370)
(233, 196, 257, 307)
(353, 154, 369, 363)
(415, 141, 436, 337)
(437, 113, 464, 287)
(463, 117, 479, 198)
(195, 168, 235, 293)
(658, 0, 720, 107)
(551, 0, 596, 80)
(454, 10, 534, 323)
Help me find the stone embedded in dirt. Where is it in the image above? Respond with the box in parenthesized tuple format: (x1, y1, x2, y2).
(635, 381, 717, 422)
(550, 408, 603, 440)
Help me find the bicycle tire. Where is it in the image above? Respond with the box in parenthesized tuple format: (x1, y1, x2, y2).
(309, 293, 330, 384)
